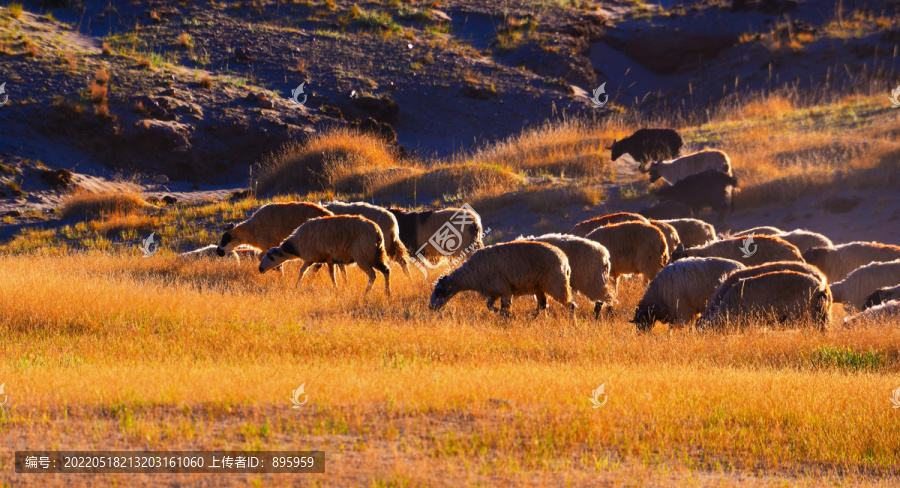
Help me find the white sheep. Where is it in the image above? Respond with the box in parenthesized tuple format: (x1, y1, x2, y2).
(217, 202, 333, 262)
(659, 218, 717, 248)
(429, 241, 576, 321)
(631, 257, 745, 331)
(259, 215, 391, 295)
(772, 229, 833, 254)
(180, 244, 241, 263)
(802, 242, 900, 283)
(645, 149, 732, 184)
(864, 285, 900, 310)
(830, 259, 900, 311)
(844, 300, 900, 327)
(324, 201, 411, 276)
(519, 233, 616, 317)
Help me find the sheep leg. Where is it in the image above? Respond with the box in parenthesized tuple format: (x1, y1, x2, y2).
(533, 293, 548, 317)
(499, 297, 511, 318)
(593, 301, 605, 318)
(380, 267, 391, 297)
(295, 262, 312, 286)
(486, 296, 500, 312)
(359, 265, 377, 296)
(327, 264, 338, 288)
(339, 264, 348, 283)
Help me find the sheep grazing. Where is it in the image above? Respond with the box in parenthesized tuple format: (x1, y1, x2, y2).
(649, 220, 681, 256)
(655, 170, 738, 221)
(699, 271, 832, 330)
(732, 226, 784, 237)
(519, 233, 615, 317)
(830, 259, 900, 311)
(389, 206, 484, 262)
(771, 230, 833, 254)
(259, 215, 390, 294)
(864, 285, 900, 310)
(659, 219, 716, 248)
(844, 300, 900, 327)
(699, 261, 828, 324)
(324, 201, 411, 277)
(570, 212, 649, 237)
(802, 242, 900, 284)
(429, 241, 576, 321)
(631, 257, 745, 331)
(670, 235, 803, 267)
(585, 222, 669, 291)
(644, 149, 732, 185)
(180, 244, 241, 263)
(607, 128, 683, 169)
(639, 200, 694, 220)
(217, 202, 332, 260)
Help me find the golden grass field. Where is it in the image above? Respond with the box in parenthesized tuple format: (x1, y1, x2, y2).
(2, 91, 900, 486)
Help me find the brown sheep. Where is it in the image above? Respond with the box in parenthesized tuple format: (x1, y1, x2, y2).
(802, 242, 900, 284)
(259, 215, 391, 295)
(649, 219, 681, 256)
(830, 259, 900, 311)
(700, 271, 832, 330)
(429, 241, 575, 321)
(570, 212, 649, 238)
(631, 257, 745, 331)
(324, 201, 411, 277)
(519, 233, 616, 317)
(698, 261, 828, 324)
(585, 221, 669, 292)
(659, 218, 716, 248)
(217, 202, 332, 260)
(389, 206, 484, 263)
(670, 235, 803, 267)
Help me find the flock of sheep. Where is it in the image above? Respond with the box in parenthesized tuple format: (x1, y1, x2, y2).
(177, 128, 900, 331)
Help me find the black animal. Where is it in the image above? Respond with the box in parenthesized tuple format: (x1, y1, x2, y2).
(638, 200, 694, 220)
(607, 128, 683, 169)
(863, 286, 900, 310)
(655, 170, 738, 221)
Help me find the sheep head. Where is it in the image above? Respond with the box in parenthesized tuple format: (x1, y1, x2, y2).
(645, 161, 661, 180)
(608, 140, 622, 160)
(429, 276, 459, 310)
(630, 302, 670, 332)
(216, 224, 240, 256)
(259, 246, 293, 273)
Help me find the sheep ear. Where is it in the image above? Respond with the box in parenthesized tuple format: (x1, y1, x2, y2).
(674, 243, 685, 254)
(224, 223, 235, 231)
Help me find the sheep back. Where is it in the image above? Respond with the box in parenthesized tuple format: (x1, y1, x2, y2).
(222, 202, 332, 253)
(282, 215, 388, 270)
(585, 221, 669, 280)
(864, 285, 900, 310)
(570, 212, 649, 237)
(772, 230, 833, 254)
(844, 300, 900, 327)
(326, 201, 409, 267)
(522, 233, 615, 302)
(830, 259, 900, 311)
(803, 242, 900, 284)
(660, 219, 716, 248)
(673, 235, 803, 267)
(705, 271, 832, 328)
(649, 219, 681, 256)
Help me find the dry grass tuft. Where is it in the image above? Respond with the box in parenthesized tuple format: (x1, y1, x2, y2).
(60, 187, 149, 219)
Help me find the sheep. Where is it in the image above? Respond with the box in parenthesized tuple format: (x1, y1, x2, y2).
(644, 149, 732, 184)
(389, 206, 484, 263)
(649, 219, 681, 256)
(655, 170, 738, 221)
(732, 226, 784, 237)
(585, 221, 669, 292)
(699, 271, 832, 330)
(519, 233, 616, 317)
(864, 285, 900, 310)
(698, 261, 828, 324)
(179, 244, 241, 263)
(769, 230, 833, 254)
(802, 242, 900, 284)
(259, 215, 391, 295)
(429, 241, 576, 321)
(830, 259, 900, 311)
(607, 128, 683, 169)
(217, 202, 332, 261)
(570, 212, 649, 237)
(670, 235, 803, 267)
(324, 201, 411, 277)
(659, 219, 716, 248)
(844, 300, 900, 327)
(639, 200, 694, 220)
(631, 257, 745, 331)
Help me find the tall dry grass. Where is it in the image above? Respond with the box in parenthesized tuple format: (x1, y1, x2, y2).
(60, 187, 149, 219)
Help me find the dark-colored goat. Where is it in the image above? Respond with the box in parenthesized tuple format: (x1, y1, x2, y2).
(607, 128, 683, 169)
(655, 170, 738, 221)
